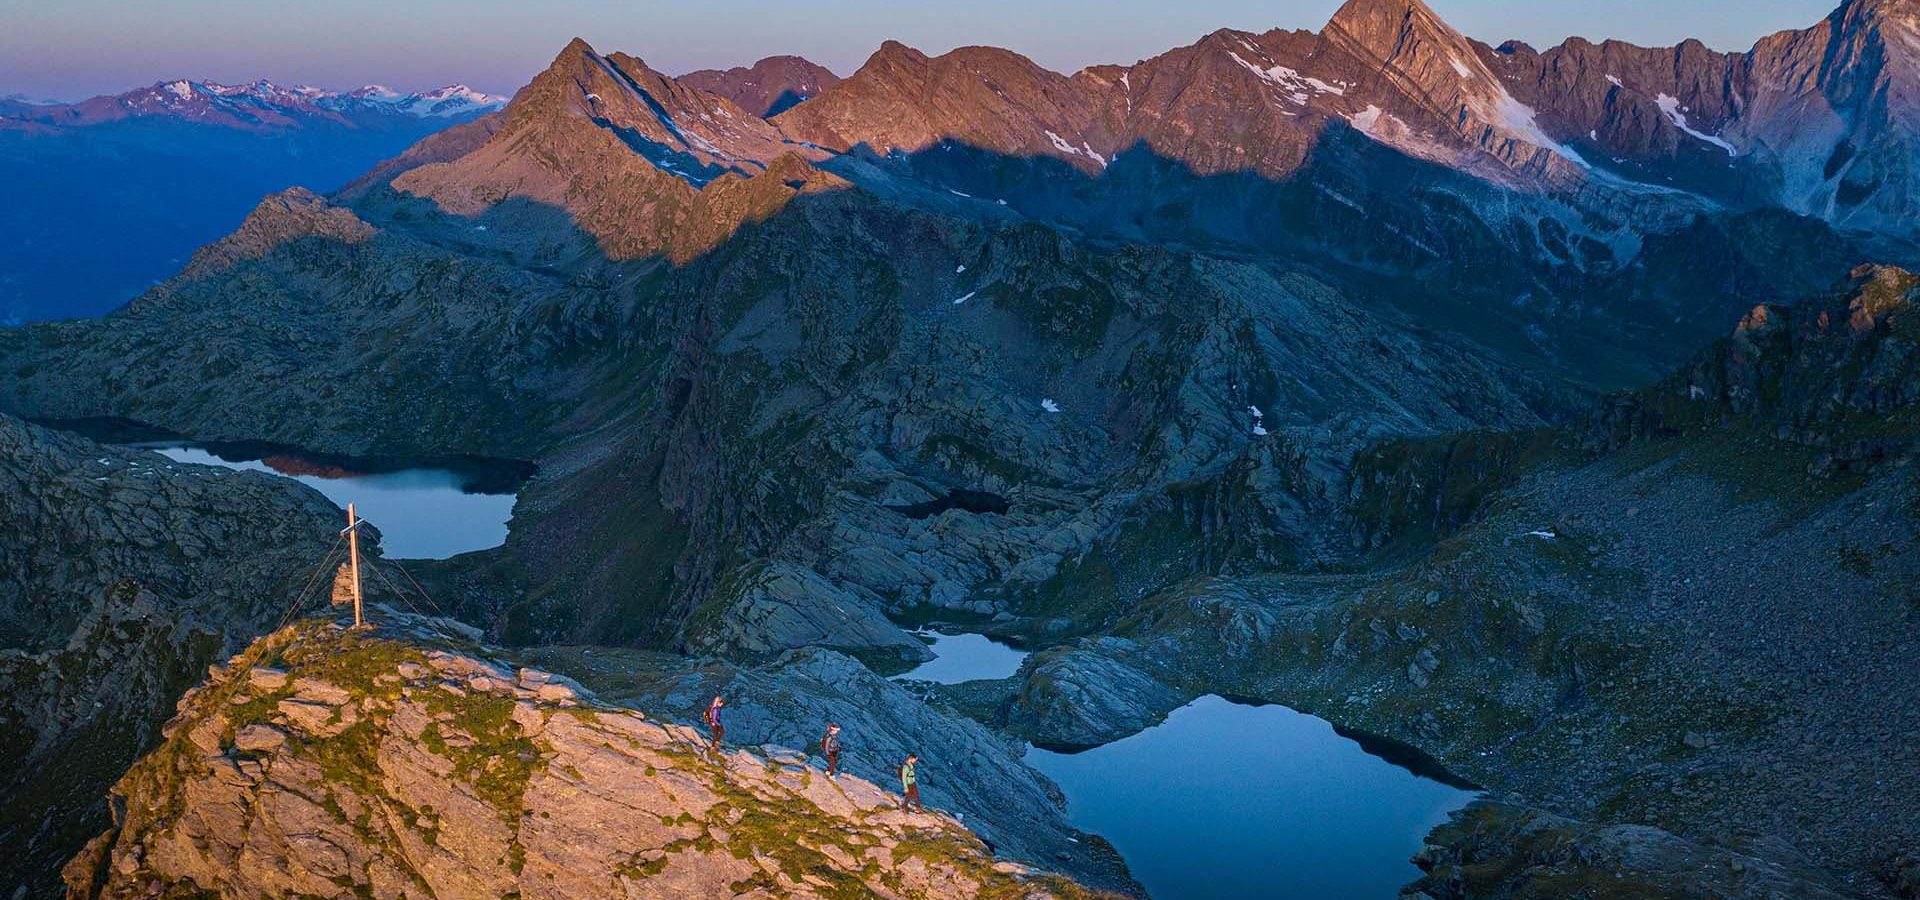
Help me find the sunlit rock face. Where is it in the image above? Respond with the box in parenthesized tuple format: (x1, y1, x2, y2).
(63, 619, 1112, 900)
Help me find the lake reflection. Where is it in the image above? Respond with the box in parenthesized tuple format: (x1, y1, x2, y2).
(894, 630, 1029, 684)
(1028, 695, 1475, 899)
(152, 445, 518, 560)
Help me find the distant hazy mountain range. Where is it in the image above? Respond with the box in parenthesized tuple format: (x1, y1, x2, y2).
(0, 79, 505, 129)
(0, 80, 506, 323)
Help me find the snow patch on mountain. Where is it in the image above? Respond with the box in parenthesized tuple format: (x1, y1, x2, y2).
(1656, 93, 1736, 154)
(1487, 88, 1591, 168)
(1045, 129, 1107, 167)
(1227, 44, 1348, 106)
(1304, 75, 1347, 96)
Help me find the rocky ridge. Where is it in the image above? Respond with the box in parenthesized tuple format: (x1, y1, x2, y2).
(681, 56, 841, 117)
(384, 38, 841, 264)
(63, 616, 1110, 899)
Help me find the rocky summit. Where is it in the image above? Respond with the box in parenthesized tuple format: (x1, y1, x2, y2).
(62, 615, 1107, 900)
(6, 0, 1920, 897)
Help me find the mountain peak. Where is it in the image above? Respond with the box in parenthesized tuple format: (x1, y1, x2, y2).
(1327, 0, 1449, 32)
(868, 39, 931, 68)
(1832, 0, 1920, 41)
(679, 55, 840, 117)
(1838, 0, 1920, 14)
(1326, 0, 1464, 57)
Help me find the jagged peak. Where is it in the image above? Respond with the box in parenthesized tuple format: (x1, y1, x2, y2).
(1326, 0, 1455, 37)
(67, 617, 1100, 898)
(1836, 0, 1920, 18)
(1193, 26, 1261, 51)
(1829, 0, 1920, 54)
(514, 38, 670, 121)
(1323, 0, 1483, 72)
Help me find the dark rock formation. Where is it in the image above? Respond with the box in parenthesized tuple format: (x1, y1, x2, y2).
(971, 268, 1920, 897)
(0, 413, 344, 896)
(1407, 801, 1864, 898)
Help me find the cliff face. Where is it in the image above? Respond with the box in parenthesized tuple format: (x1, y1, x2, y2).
(0, 413, 344, 895)
(65, 617, 1108, 899)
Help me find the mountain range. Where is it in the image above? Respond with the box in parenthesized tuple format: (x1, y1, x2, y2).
(0, 80, 505, 324)
(1, 79, 506, 131)
(7, 0, 1920, 897)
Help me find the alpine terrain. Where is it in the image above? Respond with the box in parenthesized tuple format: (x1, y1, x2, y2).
(4, 0, 1920, 897)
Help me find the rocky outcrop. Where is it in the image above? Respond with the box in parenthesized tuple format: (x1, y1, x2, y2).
(177, 187, 375, 280)
(64, 618, 1110, 899)
(0, 413, 344, 896)
(682, 561, 933, 666)
(1407, 801, 1865, 898)
(1585, 264, 1920, 464)
(517, 643, 1137, 891)
(1001, 643, 1184, 750)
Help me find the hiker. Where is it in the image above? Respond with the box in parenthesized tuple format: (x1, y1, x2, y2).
(821, 723, 843, 778)
(899, 753, 922, 811)
(704, 695, 726, 753)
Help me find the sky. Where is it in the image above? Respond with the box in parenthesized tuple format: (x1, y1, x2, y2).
(0, 0, 1844, 102)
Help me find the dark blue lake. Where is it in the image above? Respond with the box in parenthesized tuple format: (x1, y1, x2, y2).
(894, 630, 1030, 684)
(1027, 694, 1475, 899)
(149, 444, 519, 559)
(42, 419, 529, 561)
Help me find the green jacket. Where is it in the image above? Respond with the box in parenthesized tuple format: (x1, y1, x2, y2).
(900, 760, 917, 788)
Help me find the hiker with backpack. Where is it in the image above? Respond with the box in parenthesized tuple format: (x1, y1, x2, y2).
(821, 723, 843, 778)
(704, 695, 725, 753)
(899, 753, 922, 811)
